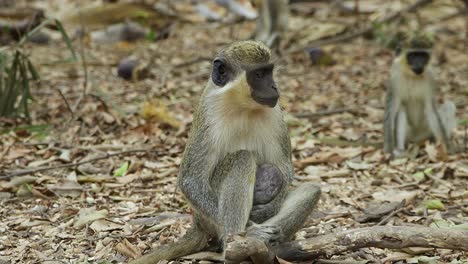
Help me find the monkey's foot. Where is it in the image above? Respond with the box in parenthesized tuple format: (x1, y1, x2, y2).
(392, 149, 407, 159)
(246, 223, 282, 246)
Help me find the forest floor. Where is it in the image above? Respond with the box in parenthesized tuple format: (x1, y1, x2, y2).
(0, 0, 467, 263)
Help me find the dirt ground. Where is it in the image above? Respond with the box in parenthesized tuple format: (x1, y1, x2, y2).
(0, 0, 467, 263)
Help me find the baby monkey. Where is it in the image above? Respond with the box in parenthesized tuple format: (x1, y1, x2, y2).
(130, 41, 320, 264)
(384, 34, 457, 157)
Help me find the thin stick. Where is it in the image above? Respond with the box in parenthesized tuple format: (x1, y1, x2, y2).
(376, 207, 404, 226)
(288, 0, 434, 53)
(55, 87, 74, 118)
(294, 108, 353, 118)
(0, 148, 153, 179)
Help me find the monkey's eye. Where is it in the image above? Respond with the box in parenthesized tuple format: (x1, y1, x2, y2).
(212, 59, 229, 86)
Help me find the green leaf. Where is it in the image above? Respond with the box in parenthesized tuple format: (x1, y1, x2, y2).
(423, 168, 433, 175)
(114, 161, 129, 177)
(422, 199, 445, 210)
(54, 19, 77, 60)
(18, 18, 53, 45)
(27, 59, 40, 81)
(449, 223, 468, 231)
(459, 118, 468, 126)
(412, 171, 425, 182)
(146, 30, 156, 42)
(430, 219, 454, 228)
(408, 256, 440, 264)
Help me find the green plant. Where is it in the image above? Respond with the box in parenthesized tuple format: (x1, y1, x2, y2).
(0, 18, 76, 119)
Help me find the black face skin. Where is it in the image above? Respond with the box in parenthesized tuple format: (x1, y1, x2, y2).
(211, 58, 279, 108)
(406, 50, 430, 75)
(246, 64, 279, 108)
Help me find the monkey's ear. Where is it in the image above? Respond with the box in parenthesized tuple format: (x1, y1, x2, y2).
(211, 58, 231, 87)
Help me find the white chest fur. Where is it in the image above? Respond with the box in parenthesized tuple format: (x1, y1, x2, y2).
(390, 59, 434, 137)
(205, 95, 284, 166)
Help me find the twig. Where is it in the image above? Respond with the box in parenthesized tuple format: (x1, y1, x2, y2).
(0, 148, 153, 179)
(173, 57, 212, 68)
(294, 108, 353, 118)
(55, 87, 74, 118)
(288, 0, 434, 53)
(376, 207, 405, 226)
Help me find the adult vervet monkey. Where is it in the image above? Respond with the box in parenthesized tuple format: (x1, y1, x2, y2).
(383, 34, 457, 157)
(130, 40, 320, 264)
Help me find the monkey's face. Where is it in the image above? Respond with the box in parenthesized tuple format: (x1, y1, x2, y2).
(404, 49, 431, 76)
(211, 42, 279, 108)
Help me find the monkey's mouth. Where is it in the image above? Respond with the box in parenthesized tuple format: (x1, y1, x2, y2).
(411, 67, 424, 75)
(254, 97, 278, 108)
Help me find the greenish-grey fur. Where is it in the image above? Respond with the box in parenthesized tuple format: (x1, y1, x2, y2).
(178, 89, 294, 235)
(400, 32, 433, 50)
(130, 41, 321, 264)
(219, 40, 271, 65)
(384, 48, 456, 156)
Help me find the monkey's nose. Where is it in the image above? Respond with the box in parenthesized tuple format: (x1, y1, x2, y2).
(412, 67, 424, 75)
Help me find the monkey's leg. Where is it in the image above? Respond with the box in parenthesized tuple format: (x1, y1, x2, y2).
(383, 88, 398, 154)
(128, 223, 209, 264)
(393, 109, 408, 158)
(248, 183, 320, 244)
(215, 150, 257, 246)
(438, 101, 457, 139)
(427, 101, 453, 152)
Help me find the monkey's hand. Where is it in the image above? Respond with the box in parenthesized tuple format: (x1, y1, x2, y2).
(246, 223, 282, 247)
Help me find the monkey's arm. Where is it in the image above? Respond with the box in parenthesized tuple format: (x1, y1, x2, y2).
(249, 124, 316, 243)
(177, 108, 221, 220)
(427, 77, 453, 153)
(263, 183, 321, 241)
(428, 98, 453, 152)
(383, 80, 397, 154)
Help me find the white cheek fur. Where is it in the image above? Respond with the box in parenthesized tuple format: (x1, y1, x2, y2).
(203, 76, 284, 167)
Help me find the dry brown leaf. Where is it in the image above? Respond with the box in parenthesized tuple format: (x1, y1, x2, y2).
(74, 208, 109, 229)
(90, 219, 123, 232)
(140, 100, 181, 129)
(372, 190, 420, 205)
(115, 239, 141, 258)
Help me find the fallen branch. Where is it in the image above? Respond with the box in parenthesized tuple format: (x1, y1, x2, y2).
(225, 235, 275, 264)
(276, 226, 468, 261)
(288, 0, 434, 53)
(0, 148, 153, 179)
(224, 226, 468, 262)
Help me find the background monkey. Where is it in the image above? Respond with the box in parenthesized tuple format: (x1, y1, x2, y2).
(253, 0, 289, 48)
(383, 34, 457, 157)
(130, 41, 320, 264)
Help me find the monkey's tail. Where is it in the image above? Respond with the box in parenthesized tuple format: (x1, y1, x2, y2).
(129, 226, 209, 264)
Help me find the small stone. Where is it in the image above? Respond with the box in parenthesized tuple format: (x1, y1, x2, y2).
(117, 58, 138, 80)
